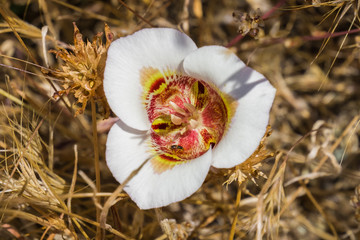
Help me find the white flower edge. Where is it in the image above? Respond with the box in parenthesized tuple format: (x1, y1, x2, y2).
(104, 28, 276, 209)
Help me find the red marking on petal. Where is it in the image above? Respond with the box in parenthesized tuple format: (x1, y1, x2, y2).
(202, 100, 227, 130)
(200, 128, 215, 147)
(151, 123, 168, 130)
(178, 130, 200, 150)
(149, 77, 165, 93)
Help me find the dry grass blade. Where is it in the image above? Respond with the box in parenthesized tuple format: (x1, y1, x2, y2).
(99, 157, 151, 239)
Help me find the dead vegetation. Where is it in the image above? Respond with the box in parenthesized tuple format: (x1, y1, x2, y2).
(0, 0, 359, 239)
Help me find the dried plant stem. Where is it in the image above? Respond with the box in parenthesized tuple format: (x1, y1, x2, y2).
(303, 28, 360, 41)
(180, 0, 190, 34)
(39, 0, 56, 38)
(32, 162, 89, 239)
(286, 115, 360, 239)
(277, 130, 321, 217)
(67, 145, 78, 232)
(319, 13, 358, 89)
(228, 184, 242, 240)
(313, 115, 360, 173)
(0, 87, 80, 140)
(48, 108, 54, 170)
(340, 118, 360, 166)
(0, 7, 37, 64)
(155, 207, 164, 222)
(225, 34, 244, 48)
(49, 0, 123, 25)
(90, 98, 101, 239)
(302, 186, 338, 239)
(9, 119, 44, 178)
(296, 214, 337, 240)
(255, 154, 282, 240)
(60, 192, 127, 200)
(0, 209, 62, 230)
(0, 8, 93, 141)
(117, 0, 154, 27)
(100, 157, 151, 239)
(262, 0, 287, 20)
(40, 223, 52, 240)
(0, 88, 31, 109)
(277, 117, 359, 236)
(0, 7, 61, 106)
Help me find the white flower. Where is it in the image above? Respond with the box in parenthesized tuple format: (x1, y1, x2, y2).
(104, 28, 276, 209)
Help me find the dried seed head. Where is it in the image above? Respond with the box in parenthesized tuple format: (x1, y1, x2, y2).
(50, 23, 114, 117)
(223, 126, 273, 187)
(233, 8, 264, 39)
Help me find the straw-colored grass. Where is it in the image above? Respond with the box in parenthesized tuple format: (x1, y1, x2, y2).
(0, 0, 359, 239)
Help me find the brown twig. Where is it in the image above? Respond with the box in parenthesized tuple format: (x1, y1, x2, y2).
(90, 98, 101, 239)
(117, 0, 154, 27)
(100, 157, 151, 239)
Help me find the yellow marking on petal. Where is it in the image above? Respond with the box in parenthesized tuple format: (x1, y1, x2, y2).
(151, 115, 184, 135)
(220, 91, 238, 127)
(190, 80, 208, 109)
(150, 153, 186, 174)
(140, 67, 176, 100)
(203, 80, 238, 128)
(140, 67, 159, 87)
(151, 116, 172, 134)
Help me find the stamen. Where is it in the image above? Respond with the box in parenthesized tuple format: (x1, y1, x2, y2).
(169, 101, 187, 115)
(183, 102, 196, 113)
(171, 114, 183, 125)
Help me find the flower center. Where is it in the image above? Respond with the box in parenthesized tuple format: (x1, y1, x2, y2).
(144, 74, 231, 161)
(169, 101, 199, 130)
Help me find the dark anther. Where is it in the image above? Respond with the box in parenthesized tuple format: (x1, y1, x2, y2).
(171, 145, 184, 150)
(197, 81, 205, 94)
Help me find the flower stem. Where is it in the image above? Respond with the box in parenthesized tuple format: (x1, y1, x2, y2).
(91, 97, 101, 239)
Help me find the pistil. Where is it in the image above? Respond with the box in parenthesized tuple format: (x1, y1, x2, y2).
(169, 101, 199, 130)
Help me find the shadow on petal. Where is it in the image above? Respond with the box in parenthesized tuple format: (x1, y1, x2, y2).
(220, 66, 268, 100)
(115, 119, 149, 144)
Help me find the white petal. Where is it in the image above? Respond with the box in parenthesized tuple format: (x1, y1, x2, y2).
(106, 120, 150, 186)
(106, 121, 212, 209)
(182, 46, 276, 168)
(104, 28, 198, 130)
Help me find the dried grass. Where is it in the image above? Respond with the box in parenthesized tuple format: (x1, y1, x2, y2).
(0, 0, 359, 239)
